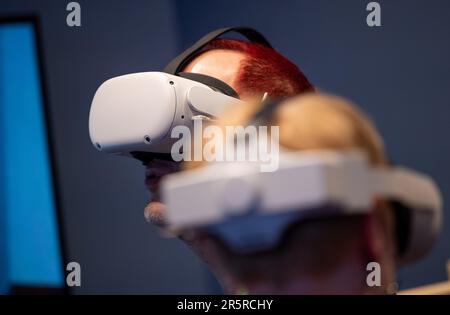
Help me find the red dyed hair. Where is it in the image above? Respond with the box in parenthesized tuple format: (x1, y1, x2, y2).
(199, 39, 314, 98)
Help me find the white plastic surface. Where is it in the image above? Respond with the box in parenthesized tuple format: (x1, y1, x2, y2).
(89, 72, 177, 153)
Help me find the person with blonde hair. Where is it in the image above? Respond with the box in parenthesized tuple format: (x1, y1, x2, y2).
(161, 93, 441, 294)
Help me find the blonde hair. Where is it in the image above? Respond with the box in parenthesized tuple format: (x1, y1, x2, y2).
(185, 92, 387, 170)
(274, 93, 387, 165)
(184, 93, 395, 284)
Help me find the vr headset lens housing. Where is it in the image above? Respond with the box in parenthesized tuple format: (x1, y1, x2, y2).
(89, 71, 244, 161)
(89, 72, 177, 154)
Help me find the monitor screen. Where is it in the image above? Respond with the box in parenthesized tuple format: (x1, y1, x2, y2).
(0, 18, 64, 293)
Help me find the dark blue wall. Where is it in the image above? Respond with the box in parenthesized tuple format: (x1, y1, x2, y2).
(0, 0, 448, 292)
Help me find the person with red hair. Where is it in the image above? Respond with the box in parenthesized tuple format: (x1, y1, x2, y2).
(145, 37, 314, 226)
(144, 36, 314, 292)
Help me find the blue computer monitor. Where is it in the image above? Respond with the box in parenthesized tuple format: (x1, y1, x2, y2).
(0, 17, 64, 293)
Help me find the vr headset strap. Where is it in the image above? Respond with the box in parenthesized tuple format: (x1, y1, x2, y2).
(163, 26, 273, 75)
(179, 72, 239, 99)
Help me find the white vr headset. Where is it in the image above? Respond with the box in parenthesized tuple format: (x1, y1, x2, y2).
(89, 27, 271, 162)
(89, 71, 242, 158)
(161, 150, 443, 265)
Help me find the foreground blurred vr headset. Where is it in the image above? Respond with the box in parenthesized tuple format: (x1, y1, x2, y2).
(162, 150, 443, 265)
(89, 27, 272, 162)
